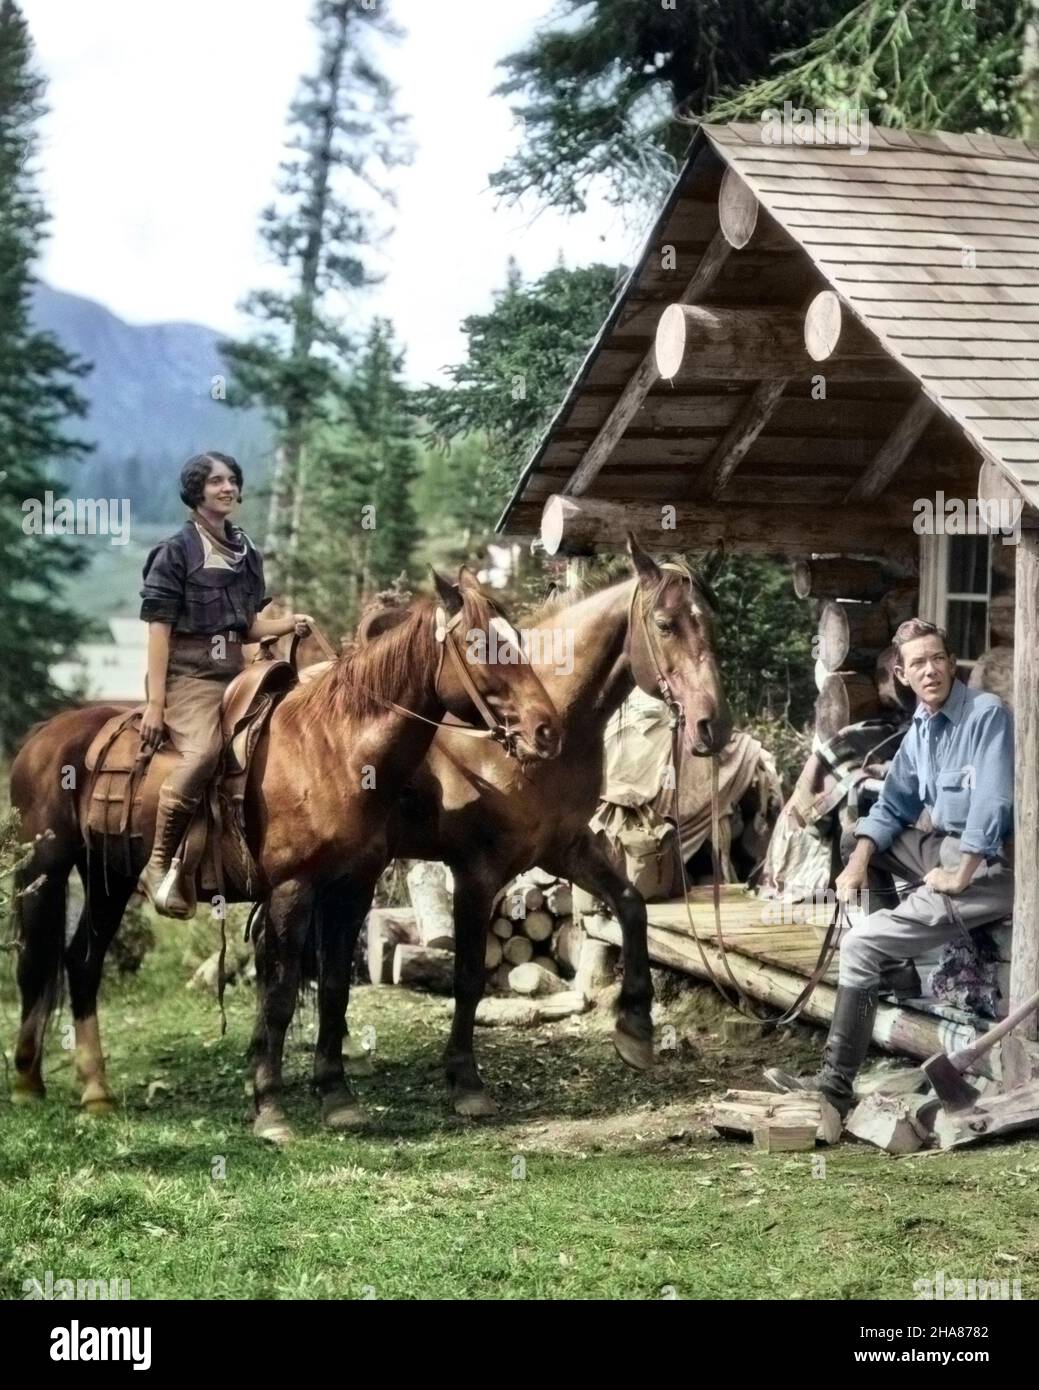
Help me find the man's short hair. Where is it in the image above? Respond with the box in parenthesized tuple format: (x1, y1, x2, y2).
(892, 617, 950, 658)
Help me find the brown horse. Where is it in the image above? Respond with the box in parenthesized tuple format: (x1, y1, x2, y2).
(9, 569, 561, 1138)
(326, 535, 733, 1116)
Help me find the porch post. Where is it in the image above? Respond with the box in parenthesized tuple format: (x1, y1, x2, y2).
(1011, 526, 1039, 1036)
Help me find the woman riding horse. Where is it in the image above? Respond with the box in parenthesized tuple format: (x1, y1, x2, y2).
(137, 451, 312, 918)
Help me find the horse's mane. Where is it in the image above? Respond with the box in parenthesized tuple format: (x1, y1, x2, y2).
(283, 583, 503, 727)
(530, 556, 716, 624)
(283, 600, 433, 727)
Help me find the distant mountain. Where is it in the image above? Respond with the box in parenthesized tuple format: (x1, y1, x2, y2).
(30, 282, 273, 525)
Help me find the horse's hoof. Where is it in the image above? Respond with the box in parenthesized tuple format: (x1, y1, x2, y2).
(81, 1095, 117, 1117)
(614, 1026, 654, 1071)
(453, 1090, 499, 1119)
(10, 1083, 45, 1105)
(320, 1094, 368, 1131)
(253, 1112, 294, 1145)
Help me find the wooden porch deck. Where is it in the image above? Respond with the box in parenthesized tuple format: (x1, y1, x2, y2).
(580, 885, 1035, 1080)
(643, 886, 838, 981)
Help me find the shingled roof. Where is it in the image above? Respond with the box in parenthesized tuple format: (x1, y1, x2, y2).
(497, 121, 1039, 547)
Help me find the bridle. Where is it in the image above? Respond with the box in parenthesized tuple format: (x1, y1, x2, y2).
(627, 567, 762, 1016)
(303, 608, 525, 759)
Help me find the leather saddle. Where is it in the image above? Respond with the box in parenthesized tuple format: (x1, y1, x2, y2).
(84, 651, 298, 901)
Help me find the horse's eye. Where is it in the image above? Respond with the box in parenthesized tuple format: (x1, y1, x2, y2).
(654, 616, 673, 634)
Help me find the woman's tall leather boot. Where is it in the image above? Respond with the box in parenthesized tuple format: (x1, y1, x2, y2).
(139, 787, 198, 919)
(763, 985, 878, 1118)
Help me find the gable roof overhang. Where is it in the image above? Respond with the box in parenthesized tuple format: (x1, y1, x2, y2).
(497, 122, 1039, 559)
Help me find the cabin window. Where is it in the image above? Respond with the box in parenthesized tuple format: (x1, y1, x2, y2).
(937, 533, 992, 669)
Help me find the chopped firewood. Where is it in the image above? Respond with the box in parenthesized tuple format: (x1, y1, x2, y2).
(753, 1123, 817, 1152)
(484, 934, 503, 970)
(552, 917, 583, 977)
(366, 907, 419, 985)
(544, 883, 573, 917)
(509, 961, 569, 997)
(521, 909, 554, 942)
(392, 944, 454, 993)
(491, 962, 513, 992)
(490, 916, 513, 941)
(845, 1093, 930, 1154)
(533, 955, 560, 977)
(503, 934, 534, 966)
(525, 868, 558, 887)
(505, 884, 543, 919)
(708, 1088, 842, 1146)
(406, 862, 454, 949)
(471, 991, 589, 1028)
(932, 1080, 1039, 1150)
(574, 934, 618, 997)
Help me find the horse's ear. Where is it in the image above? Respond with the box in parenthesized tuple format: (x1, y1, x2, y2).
(430, 566, 463, 615)
(456, 565, 481, 592)
(626, 531, 661, 585)
(356, 604, 410, 645)
(699, 541, 726, 586)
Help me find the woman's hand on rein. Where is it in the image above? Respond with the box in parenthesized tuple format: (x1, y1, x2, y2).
(289, 612, 313, 638)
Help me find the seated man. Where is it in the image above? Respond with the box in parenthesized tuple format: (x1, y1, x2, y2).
(765, 618, 1014, 1115)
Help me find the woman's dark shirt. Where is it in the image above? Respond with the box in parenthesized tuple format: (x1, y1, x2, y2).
(139, 521, 270, 636)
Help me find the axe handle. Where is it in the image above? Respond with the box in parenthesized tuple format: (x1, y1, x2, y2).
(950, 985, 1039, 1073)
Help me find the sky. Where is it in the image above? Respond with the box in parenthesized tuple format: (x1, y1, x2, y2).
(21, 0, 643, 384)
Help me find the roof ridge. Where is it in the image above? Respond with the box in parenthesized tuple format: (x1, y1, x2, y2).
(703, 120, 1039, 164)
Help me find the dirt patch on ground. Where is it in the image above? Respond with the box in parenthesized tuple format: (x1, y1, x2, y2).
(501, 1102, 716, 1154)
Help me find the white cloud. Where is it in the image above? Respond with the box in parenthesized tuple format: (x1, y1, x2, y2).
(22, 0, 643, 383)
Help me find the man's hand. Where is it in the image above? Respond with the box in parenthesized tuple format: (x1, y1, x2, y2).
(835, 858, 869, 904)
(139, 699, 165, 752)
(923, 865, 972, 896)
(286, 612, 313, 638)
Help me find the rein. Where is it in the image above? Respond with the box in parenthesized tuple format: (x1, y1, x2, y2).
(627, 572, 756, 1014)
(307, 610, 523, 758)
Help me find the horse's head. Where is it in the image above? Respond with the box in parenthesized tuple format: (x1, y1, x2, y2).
(623, 532, 733, 757)
(430, 566, 562, 762)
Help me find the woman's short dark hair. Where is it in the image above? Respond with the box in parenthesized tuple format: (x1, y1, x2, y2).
(179, 451, 243, 509)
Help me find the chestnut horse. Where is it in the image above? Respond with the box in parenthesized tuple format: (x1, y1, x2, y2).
(9, 569, 561, 1138)
(325, 535, 733, 1117)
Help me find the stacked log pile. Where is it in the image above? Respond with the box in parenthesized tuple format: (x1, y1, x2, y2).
(365, 864, 612, 1019)
(794, 557, 918, 743)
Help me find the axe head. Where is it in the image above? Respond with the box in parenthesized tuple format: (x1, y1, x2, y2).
(921, 1051, 981, 1112)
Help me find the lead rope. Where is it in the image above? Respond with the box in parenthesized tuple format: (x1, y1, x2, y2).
(669, 710, 758, 1016)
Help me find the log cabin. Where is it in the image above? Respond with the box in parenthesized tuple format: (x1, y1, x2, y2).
(495, 122, 1039, 1063)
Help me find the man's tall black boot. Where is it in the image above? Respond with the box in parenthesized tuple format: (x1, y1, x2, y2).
(763, 985, 878, 1118)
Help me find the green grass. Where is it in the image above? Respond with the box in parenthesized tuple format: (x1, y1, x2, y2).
(1, 925, 1038, 1300)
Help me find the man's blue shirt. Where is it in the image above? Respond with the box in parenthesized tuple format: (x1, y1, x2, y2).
(855, 678, 1014, 858)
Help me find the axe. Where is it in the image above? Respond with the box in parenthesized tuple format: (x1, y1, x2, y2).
(921, 985, 1039, 1112)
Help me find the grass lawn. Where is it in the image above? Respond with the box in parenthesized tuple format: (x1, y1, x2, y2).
(1, 921, 1038, 1301)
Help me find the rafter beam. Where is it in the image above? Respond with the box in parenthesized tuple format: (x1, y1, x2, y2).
(700, 378, 789, 497)
(845, 393, 937, 502)
(564, 229, 732, 498)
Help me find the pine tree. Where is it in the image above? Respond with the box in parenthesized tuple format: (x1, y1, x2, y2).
(293, 319, 419, 634)
(418, 260, 620, 528)
(220, 0, 409, 595)
(0, 0, 92, 751)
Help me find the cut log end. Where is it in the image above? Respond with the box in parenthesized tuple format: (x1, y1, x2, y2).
(804, 290, 843, 362)
(718, 167, 758, 250)
(654, 302, 688, 380)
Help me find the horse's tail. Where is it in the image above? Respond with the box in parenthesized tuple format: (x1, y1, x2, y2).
(8, 839, 70, 1084)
